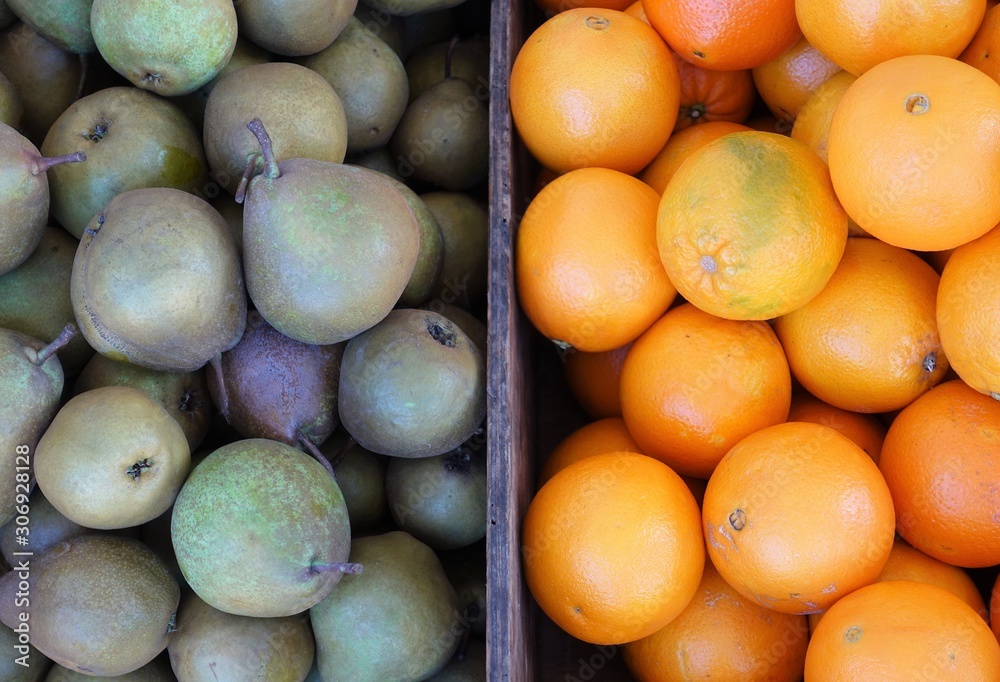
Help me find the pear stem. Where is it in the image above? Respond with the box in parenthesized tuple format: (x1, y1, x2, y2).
(31, 323, 77, 366)
(33, 151, 86, 175)
(246, 118, 280, 180)
(311, 562, 363, 575)
(445, 35, 460, 80)
(234, 152, 261, 205)
(299, 434, 336, 479)
(326, 434, 357, 471)
(208, 354, 229, 420)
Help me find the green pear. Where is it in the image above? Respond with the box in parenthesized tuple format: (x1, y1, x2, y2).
(425, 640, 486, 681)
(91, 0, 237, 96)
(6, 0, 96, 54)
(236, 0, 357, 56)
(0, 488, 85, 567)
(323, 432, 387, 532)
(44, 657, 175, 680)
(405, 37, 488, 103)
(347, 145, 404, 181)
(353, 2, 405, 57)
(428, 304, 486, 355)
(0, 67, 23, 129)
(421, 191, 488, 309)
(0, 620, 51, 680)
(385, 173, 444, 308)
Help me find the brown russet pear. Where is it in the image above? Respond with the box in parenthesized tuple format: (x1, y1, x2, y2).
(0, 122, 84, 275)
(0, 534, 180, 676)
(70, 187, 247, 373)
(405, 37, 488, 103)
(385, 174, 444, 307)
(422, 191, 488, 309)
(239, 118, 418, 345)
(236, 0, 357, 56)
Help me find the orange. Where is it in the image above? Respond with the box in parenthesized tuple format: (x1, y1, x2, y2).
(535, 0, 634, 17)
(809, 537, 989, 632)
(673, 56, 756, 131)
(790, 71, 856, 163)
(563, 342, 632, 419)
(702, 421, 896, 615)
(752, 36, 842, 123)
(639, 121, 751, 195)
(643, 0, 801, 71)
(879, 379, 1000, 568)
(522, 452, 704, 645)
(961, 4, 1000, 84)
(657, 131, 847, 321)
(620, 303, 792, 479)
(795, 0, 986, 76)
(804, 581, 1000, 680)
(744, 115, 793, 135)
(509, 9, 680, 175)
(624, 560, 809, 681)
(937, 222, 1000, 398)
(993, 573, 1000, 642)
(774, 238, 950, 413)
(786, 393, 887, 464)
(537, 417, 642, 486)
(827, 54, 1000, 251)
(624, 0, 648, 21)
(516, 168, 676, 353)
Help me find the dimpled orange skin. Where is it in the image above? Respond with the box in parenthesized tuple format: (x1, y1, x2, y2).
(878, 380, 1000, 568)
(774, 238, 950, 414)
(522, 452, 705, 645)
(961, 4, 1000, 84)
(623, 561, 809, 682)
(796, 0, 985, 76)
(752, 36, 842, 123)
(804, 581, 1000, 680)
(537, 417, 643, 486)
(673, 57, 756, 131)
(509, 8, 680, 175)
(827, 55, 1000, 251)
(642, 0, 801, 71)
(516, 167, 676, 352)
(656, 131, 847, 321)
(702, 422, 896, 615)
(786, 393, 887, 464)
(620, 303, 792, 479)
(640, 122, 751, 195)
(790, 71, 857, 164)
(937, 222, 1000, 398)
(563, 343, 633, 419)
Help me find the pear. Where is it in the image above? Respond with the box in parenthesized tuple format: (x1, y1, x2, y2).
(0, 488, 85, 567)
(91, 0, 237, 96)
(167, 591, 315, 680)
(6, 0, 96, 54)
(299, 16, 408, 153)
(401, 8, 457, 53)
(236, 0, 357, 57)
(0, 3, 14, 28)
(422, 191, 488, 309)
(239, 118, 418, 345)
(0, 534, 180, 676)
(323, 432, 387, 532)
(171, 439, 356, 617)
(353, 2, 405, 57)
(0, 67, 23, 129)
(74, 353, 213, 451)
(44, 657, 175, 681)
(405, 37, 489, 103)
(203, 62, 348, 195)
(42, 86, 209, 239)
(347, 145, 404, 181)
(428, 304, 486, 355)
(0, 122, 84, 275)
(425, 640, 486, 681)
(0, 325, 75, 526)
(70, 187, 247, 373)
(310, 531, 462, 682)
(207, 310, 344, 459)
(0, 620, 51, 680)
(35, 386, 191, 530)
(363, 0, 463, 18)
(384, 173, 444, 308)
(338, 309, 486, 458)
(211, 192, 244, 252)
(0, 226, 95, 375)
(439, 540, 487, 640)
(0, 22, 85, 145)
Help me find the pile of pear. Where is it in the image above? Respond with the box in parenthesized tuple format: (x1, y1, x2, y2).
(0, 0, 491, 679)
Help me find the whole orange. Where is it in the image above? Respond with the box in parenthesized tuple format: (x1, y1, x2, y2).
(642, 0, 801, 71)
(827, 54, 1000, 251)
(522, 452, 704, 645)
(563, 343, 633, 419)
(509, 8, 680, 174)
(790, 71, 856, 163)
(624, 0, 648, 21)
(795, 0, 985, 75)
(516, 167, 676, 352)
(774, 238, 949, 413)
(657, 131, 847, 320)
(640, 121, 751, 195)
(535, 0, 634, 16)
(623, 560, 809, 681)
(879, 379, 1000, 568)
(620, 303, 792, 479)
(937, 222, 1000, 399)
(961, 4, 1000, 84)
(673, 56, 756, 131)
(786, 393, 886, 464)
(804, 581, 1000, 680)
(537, 417, 642, 486)
(702, 421, 896, 615)
(752, 36, 842, 123)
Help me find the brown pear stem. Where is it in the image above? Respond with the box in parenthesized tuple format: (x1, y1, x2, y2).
(445, 35, 460, 80)
(246, 118, 280, 180)
(326, 434, 357, 471)
(31, 323, 77, 366)
(234, 152, 261, 205)
(299, 434, 336, 479)
(208, 354, 229, 421)
(33, 151, 86, 175)
(310, 562, 363, 575)
(456, 620, 472, 660)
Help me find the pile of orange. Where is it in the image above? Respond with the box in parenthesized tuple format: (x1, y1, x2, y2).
(512, 0, 1000, 678)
